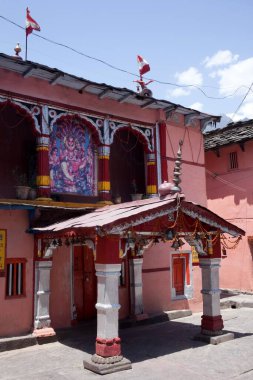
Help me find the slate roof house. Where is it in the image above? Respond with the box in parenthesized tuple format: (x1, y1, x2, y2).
(0, 52, 244, 374)
(205, 120, 253, 294)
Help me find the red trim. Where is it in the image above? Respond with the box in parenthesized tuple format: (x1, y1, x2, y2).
(159, 122, 168, 182)
(201, 315, 224, 332)
(96, 337, 121, 357)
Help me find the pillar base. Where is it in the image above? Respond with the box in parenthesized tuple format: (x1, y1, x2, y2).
(32, 327, 56, 338)
(96, 337, 121, 357)
(201, 315, 224, 334)
(195, 332, 234, 345)
(83, 354, 132, 375)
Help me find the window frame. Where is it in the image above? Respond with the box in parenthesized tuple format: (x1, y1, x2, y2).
(228, 151, 239, 171)
(5, 258, 27, 299)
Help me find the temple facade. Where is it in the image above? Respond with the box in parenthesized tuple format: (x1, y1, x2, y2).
(0, 53, 244, 374)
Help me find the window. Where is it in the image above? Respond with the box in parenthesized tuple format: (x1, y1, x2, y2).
(229, 152, 238, 170)
(6, 258, 26, 297)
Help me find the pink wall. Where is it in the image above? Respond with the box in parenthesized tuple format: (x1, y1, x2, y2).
(0, 69, 159, 125)
(166, 119, 207, 206)
(0, 210, 34, 337)
(206, 141, 253, 292)
(50, 246, 72, 328)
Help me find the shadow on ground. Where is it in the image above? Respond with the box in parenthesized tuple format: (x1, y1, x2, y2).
(55, 318, 253, 364)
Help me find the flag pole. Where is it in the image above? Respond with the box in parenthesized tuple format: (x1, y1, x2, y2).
(25, 33, 27, 60)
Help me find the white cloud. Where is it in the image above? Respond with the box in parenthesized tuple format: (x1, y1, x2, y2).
(227, 100, 253, 122)
(208, 71, 217, 79)
(168, 87, 191, 98)
(217, 57, 253, 97)
(167, 67, 203, 99)
(189, 102, 203, 111)
(203, 50, 239, 68)
(175, 67, 203, 86)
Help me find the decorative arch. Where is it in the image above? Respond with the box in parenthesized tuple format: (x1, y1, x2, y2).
(109, 127, 147, 202)
(109, 123, 153, 153)
(49, 112, 102, 145)
(49, 113, 98, 195)
(0, 99, 40, 136)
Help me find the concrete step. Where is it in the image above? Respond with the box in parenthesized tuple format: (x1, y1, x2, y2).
(220, 293, 253, 309)
(0, 335, 37, 352)
(120, 309, 192, 329)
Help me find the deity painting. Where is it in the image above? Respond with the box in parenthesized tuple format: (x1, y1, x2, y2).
(49, 117, 95, 195)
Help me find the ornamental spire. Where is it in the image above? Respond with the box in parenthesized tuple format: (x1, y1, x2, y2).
(171, 139, 183, 194)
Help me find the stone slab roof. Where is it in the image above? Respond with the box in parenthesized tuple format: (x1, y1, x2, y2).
(204, 119, 253, 151)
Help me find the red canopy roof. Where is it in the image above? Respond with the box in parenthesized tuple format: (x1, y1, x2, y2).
(34, 194, 244, 237)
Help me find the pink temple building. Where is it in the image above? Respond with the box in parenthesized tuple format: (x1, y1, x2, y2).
(205, 120, 253, 294)
(0, 52, 244, 374)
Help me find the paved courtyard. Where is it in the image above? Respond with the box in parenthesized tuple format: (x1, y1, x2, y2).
(1, 307, 253, 380)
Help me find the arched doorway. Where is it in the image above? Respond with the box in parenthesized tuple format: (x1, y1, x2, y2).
(110, 129, 146, 202)
(0, 102, 37, 199)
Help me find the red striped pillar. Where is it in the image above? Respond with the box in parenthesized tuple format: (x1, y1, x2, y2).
(98, 145, 111, 202)
(36, 136, 51, 199)
(146, 152, 158, 197)
(159, 122, 168, 182)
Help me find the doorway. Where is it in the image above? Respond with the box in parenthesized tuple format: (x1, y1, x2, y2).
(73, 245, 97, 320)
(173, 257, 185, 296)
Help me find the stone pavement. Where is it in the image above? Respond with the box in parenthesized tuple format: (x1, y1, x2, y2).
(1, 306, 253, 380)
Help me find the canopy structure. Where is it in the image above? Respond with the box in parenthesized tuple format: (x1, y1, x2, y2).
(33, 193, 244, 238)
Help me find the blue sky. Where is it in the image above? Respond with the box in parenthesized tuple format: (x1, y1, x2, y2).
(1, 0, 253, 123)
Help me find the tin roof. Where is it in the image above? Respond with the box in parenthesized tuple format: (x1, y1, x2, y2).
(0, 53, 219, 124)
(34, 194, 244, 237)
(204, 119, 253, 150)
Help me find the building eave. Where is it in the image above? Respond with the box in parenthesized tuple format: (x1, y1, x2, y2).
(0, 53, 219, 123)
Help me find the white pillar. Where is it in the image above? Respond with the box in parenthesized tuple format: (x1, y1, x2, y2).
(199, 258, 224, 335)
(33, 261, 55, 337)
(130, 258, 146, 319)
(83, 262, 132, 373)
(95, 263, 122, 357)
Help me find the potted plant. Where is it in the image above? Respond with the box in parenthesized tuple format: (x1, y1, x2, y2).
(130, 178, 143, 201)
(12, 167, 31, 200)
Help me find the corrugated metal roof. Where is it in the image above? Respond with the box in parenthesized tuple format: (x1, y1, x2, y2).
(34, 194, 244, 237)
(0, 53, 220, 123)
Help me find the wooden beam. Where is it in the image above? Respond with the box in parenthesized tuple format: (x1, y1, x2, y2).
(22, 66, 34, 78)
(214, 148, 220, 158)
(78, 83, 91, 94)
(140, 99, 156, 109)
(98, 89, 112, 99)
(118, 93, 132, 103)
(184, 112, 198, 126)
(50, 73, 63, 85)
(239, 142, 245, 152)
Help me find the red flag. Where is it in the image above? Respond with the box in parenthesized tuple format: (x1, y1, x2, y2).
(137, 55, 150, 76)
(26, 7, 41, 36)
